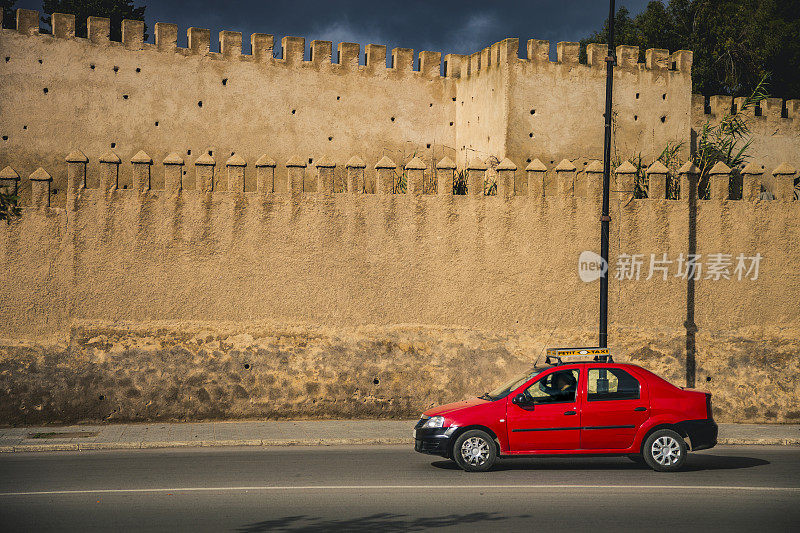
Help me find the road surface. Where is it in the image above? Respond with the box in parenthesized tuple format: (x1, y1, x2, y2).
(1, 445, 798, 531)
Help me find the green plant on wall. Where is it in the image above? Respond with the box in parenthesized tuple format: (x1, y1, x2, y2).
(0, 187, 21, 223)
(692, 77, 769, 199)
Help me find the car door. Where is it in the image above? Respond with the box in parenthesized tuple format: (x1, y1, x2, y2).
(579, 366, 649, 450)
(506, 368, 581, 452)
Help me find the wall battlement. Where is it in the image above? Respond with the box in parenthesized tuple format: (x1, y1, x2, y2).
(693, 94, 800, 125)
(2, 150, 797, 208)
(5, 9, 691, 79)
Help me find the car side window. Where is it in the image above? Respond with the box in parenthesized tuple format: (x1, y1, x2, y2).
(524, 369, 579, 404)
(587, 368, 640, 401)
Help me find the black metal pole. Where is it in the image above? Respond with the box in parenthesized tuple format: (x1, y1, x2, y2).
(599, 0, 615, 348)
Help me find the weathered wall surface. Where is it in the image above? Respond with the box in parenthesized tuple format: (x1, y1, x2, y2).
(0, 154, 798, 424)
(1, 323, 798, 425)
(506, 43, 693, 172)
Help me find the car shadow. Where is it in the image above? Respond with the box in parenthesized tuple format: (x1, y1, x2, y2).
(236, 511, 529, 532)
(431, 454, 769, 472)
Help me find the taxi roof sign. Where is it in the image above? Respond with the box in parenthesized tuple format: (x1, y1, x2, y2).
(545, 347, 612, 364)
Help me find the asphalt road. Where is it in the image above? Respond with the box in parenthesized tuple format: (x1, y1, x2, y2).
(0, 445, 798, 532)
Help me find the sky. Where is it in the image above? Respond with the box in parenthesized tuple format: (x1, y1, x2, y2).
(13, 0, 652, 58)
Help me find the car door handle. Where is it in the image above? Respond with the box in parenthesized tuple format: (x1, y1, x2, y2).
(563, 410, 577, 416)
(634, 407, 647, 412)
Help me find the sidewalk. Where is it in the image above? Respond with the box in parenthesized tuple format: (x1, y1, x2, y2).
(0, 421, 797, 453)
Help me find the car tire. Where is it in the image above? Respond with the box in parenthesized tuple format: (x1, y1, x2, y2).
(642, 429, 688, 472)
(452, 430, 497, 472)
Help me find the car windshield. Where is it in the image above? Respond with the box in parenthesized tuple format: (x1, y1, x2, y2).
(484, 366, 547, 400)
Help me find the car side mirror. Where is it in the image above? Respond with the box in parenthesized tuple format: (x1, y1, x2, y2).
(512, 393, 533, 408)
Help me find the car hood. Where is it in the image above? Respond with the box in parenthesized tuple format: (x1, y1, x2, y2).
(424, 397, 489, 417)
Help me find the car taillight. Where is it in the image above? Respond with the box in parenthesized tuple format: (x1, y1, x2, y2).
(706, 393, 714, 420)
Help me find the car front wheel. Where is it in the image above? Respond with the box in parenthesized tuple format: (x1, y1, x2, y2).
(643, 429, 688, 472)
(452, 430, 497, 472)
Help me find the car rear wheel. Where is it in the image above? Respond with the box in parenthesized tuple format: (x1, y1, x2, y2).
(452, 430, 497, 472)
(643, 429, 687, 472)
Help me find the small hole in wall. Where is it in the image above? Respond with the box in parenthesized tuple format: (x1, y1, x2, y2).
(449, 122, 454, 126)
(391, 117, 395, 122)
(136, 67, 140, 73)
(183, 170, 186, 175)
(222, 78, 228, 86)
(187, 149, 191, 155)
(634, 115, 638, 121)
(2, 136, 7, 141)
(662, 93, 667, 100)
(660, 116, 666, 123)
(23, 125, 27, 130)
(452, 97, 456, 101)
(308, 158, 313, 164)
(122, 184, 128, 189)
(373, 378, 380, 385)
(90, 64, 95, 69)
(243, 363, 250, 370)
(113, 66, 119, 72)
(337, 96, 341, 100)
(110, 142, 116, 148)
(706, 376, 712, 382)
(52, 188, 59, 195)
(429, 103, 433, 107)
(38, 59, 42, 64)
(328, 136, 333, 141)
(98, 395, 105, 401)
(529, 133, 533, 138)
(231, 152, 235, 156)
(43, 88, 48, 94)
(635, 93, 640, 99)
(426, 143, 431, 149)
(291, 109, 296, 114)
(5, 57, 9, 62)
(154, 121, 159, 126)
(208, 150, 213, 156)
(527, 158, 531, 163)
(123, 94, 129, 99)
(530, 109, 535, 114)
(198, 101, 203, 107)
(550, 160, 554, 164)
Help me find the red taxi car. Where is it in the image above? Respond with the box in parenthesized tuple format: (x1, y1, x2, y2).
(414, 348, 717, 472)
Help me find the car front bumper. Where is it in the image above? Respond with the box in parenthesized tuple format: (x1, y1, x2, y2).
(677, 419, 718, 451)
(413, 427, 458, 457)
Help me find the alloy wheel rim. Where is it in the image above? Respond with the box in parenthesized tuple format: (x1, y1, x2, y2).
(460, 437, 490, 466)
(651, 436, 681, 466)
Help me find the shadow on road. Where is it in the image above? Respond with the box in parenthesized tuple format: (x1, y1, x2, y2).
(236, 511, 529, 532)
(430, 454, 769, 472)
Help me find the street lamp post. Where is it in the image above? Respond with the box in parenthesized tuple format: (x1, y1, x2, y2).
(599, 0, 616, 349)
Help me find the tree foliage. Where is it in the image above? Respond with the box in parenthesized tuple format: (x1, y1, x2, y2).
(581, 0, 800, 99)
(2, 0, 17, 29)
(40, 0, 147, 41)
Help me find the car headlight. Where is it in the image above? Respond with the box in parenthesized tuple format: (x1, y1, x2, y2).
(422, 416, 445, 428)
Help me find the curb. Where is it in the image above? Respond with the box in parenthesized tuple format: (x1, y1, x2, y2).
(0, 437, 413, 453)
(0, 437, 797, 453)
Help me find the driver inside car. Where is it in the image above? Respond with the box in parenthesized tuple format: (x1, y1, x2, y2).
(539, 371, 577, 402)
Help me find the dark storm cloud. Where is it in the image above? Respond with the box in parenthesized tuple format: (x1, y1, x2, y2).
(14, 0, 651, 56)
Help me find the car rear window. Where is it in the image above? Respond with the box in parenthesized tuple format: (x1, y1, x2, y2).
(587, 368, 640, 401)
